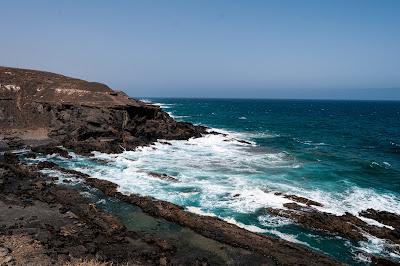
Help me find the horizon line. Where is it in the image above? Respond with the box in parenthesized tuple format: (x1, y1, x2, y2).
(136, 96, 400, 102)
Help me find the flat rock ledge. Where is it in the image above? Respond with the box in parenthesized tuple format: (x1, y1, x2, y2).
(262, 202, 400, 259)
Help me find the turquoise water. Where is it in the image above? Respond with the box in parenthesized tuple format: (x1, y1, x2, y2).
(42, 99, 400, 264)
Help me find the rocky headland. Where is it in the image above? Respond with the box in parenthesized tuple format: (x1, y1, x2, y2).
(1, 67, 399, 265)
(0, 66, 206, 154)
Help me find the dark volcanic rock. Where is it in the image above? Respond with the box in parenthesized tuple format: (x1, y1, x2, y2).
(36, 161, 90, 179)
(264, 204, 400, 245)
(274, 192, 323, 207)
(0, 161, 150, 265)
(31, 145, 71, 158)
(266, 204, 367, 241)
(36, 161, 58, 170)
(0, 66, 207, 154)
(3, 152, 20, 164)
(360, 208, 400, 229)
(148, 172, 180, 182)
(371, 256, 400, 266)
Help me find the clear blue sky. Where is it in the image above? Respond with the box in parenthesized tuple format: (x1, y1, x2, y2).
(1, 0, 399, 99)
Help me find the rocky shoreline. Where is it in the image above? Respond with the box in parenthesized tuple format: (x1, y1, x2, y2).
(1, 67, 400, 265)
(1, 152, 342, 265)
(3, 147, 400, 265)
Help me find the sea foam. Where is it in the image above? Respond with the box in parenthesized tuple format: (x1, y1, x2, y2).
(31, 124, 400, 261)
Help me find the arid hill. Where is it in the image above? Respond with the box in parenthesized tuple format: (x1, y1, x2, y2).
(0, 66, 206, 153)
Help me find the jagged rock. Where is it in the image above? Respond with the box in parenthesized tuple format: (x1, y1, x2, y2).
(3, 152, 19, 164)
(274, 192, 323, 207)
(360, 209, 400, 229)
(36, 161, 90, 179)
(37, 161, 58, 170)
(148, 172, 179, 182)
(371, 256, 400, 266)
(266, 204, 367, 241)
(235, 139, 252, 145)
(158, 141, 172, 145)
(0, 66, 207, 154)
(264, 204, 400, 245)
(24, 152, 37, 159)
(31, 146, 71, 158)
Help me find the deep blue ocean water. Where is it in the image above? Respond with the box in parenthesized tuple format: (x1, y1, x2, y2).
(158, 98, 400, 194)
(40, 99, 400, 264)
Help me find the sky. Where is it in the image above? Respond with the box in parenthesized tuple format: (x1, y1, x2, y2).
(1, 0, 400, 100)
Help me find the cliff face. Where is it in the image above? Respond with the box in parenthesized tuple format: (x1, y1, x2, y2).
(0, 66, 206, 153)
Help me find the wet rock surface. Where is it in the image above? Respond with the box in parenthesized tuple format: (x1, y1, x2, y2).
(263, 202, 400, 261)
(260, 202, 400, 265)
(148, 172, 180, 182)
(273, 192, 323, 207)
(0, 66, 207, 154)
(360, 208, 400, 230)
(31, 145, 72, 159)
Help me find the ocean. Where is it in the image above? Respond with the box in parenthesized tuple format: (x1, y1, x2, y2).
(38, 98, 400, 264)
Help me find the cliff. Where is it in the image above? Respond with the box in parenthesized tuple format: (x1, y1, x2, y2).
(0, 66, 206, 153)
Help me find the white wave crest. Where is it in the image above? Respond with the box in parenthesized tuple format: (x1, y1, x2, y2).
(223, 217, 268, 233)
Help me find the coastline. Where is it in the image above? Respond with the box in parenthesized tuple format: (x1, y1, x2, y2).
(1, 66, 399, 265)
(0, 155, 339, 265)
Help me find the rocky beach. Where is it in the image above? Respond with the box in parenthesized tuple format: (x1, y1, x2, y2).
(1, 66, 400, 265)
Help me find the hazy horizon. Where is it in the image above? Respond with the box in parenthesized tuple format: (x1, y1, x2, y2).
(136, 87, 400, 101)
(1, 0, 400, 100)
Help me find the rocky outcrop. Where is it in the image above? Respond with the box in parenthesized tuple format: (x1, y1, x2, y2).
(148, 172, 180, 182)
(273, 192, 323, 207)
(0, 66, 207, 153)
(263, 203, 400, 245)
(360, 208, 400, 229)
(262, 203, 400, 264)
